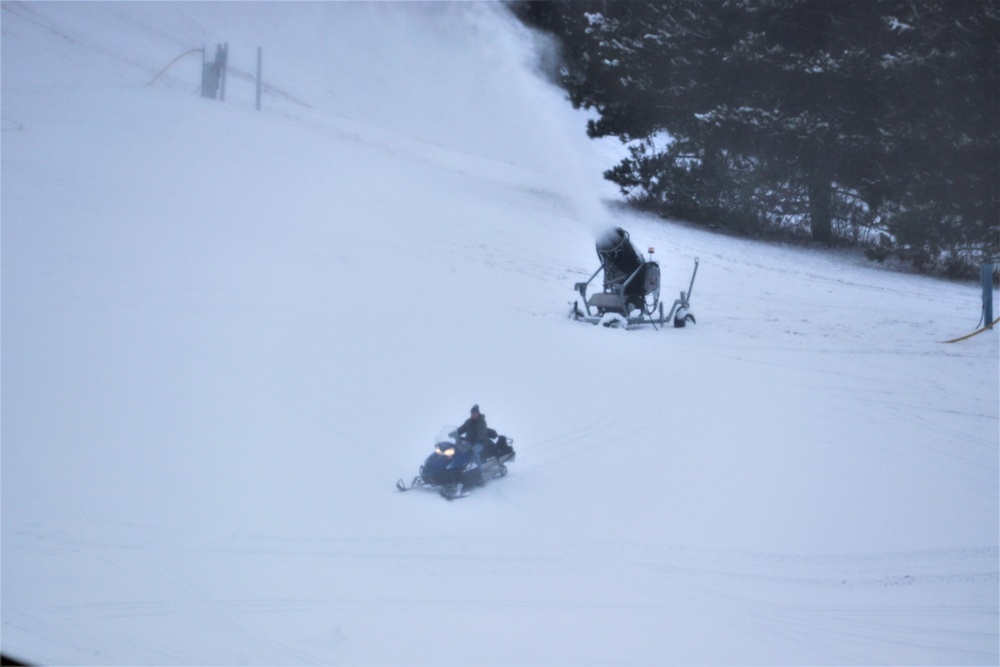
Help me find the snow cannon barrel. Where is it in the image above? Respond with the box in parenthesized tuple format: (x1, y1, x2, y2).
(596, 227, 642, 288)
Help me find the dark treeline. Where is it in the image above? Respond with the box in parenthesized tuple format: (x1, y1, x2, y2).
(511, 0, 999, 277)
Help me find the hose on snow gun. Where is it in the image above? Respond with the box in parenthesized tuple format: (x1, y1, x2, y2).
(147, 48, 205, 87)
(940, 317, 999, 343)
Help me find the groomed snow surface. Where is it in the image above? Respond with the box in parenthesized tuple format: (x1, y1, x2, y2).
(2, 3, 997, 665)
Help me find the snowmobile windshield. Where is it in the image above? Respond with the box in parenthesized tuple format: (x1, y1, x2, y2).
(435, 425, 459, 449)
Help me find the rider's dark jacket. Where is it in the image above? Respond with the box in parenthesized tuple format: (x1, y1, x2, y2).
(456, 413, 488, 444)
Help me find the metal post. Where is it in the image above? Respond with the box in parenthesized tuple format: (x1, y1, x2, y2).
(983, 263, 994, 326)
(201, 44, 224, 99)
(256, 46, 263, 111)
(219, 43, 228, 102)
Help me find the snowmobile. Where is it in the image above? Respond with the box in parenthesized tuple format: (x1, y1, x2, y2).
(571, 227, 699, 329)
(396, 425, 516, 500)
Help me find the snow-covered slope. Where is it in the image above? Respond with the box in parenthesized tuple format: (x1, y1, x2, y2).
(2, 3, 997, 664)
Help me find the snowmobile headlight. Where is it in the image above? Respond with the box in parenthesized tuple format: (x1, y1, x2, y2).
(436, 446, 455, 457)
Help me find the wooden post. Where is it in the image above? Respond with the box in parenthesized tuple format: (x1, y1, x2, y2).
(256, 46, 263, 111)
(200, 44, 208, 97)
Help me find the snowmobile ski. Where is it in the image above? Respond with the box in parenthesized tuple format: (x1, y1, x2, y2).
(439, 484, 468, 500)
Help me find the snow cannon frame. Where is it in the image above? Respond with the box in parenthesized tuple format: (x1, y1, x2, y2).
(571, 228, 699, 329)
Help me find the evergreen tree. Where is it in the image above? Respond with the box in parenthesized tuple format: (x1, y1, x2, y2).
(512, 0, 999, 274)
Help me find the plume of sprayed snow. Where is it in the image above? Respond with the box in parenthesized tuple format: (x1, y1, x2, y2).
(4, 0, 620, 239)
(113, 1, 621, 239)
(456, 4, 615, 232)
(288, 1, 617, 236)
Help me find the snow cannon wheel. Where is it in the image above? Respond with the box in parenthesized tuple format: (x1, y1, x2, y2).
(499, 464, 508, 478)
(673, 308, 696, 328)
(599, 313, 627, 328)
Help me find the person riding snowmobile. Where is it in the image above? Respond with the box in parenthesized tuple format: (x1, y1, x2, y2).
(453, 404, 488, 467)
